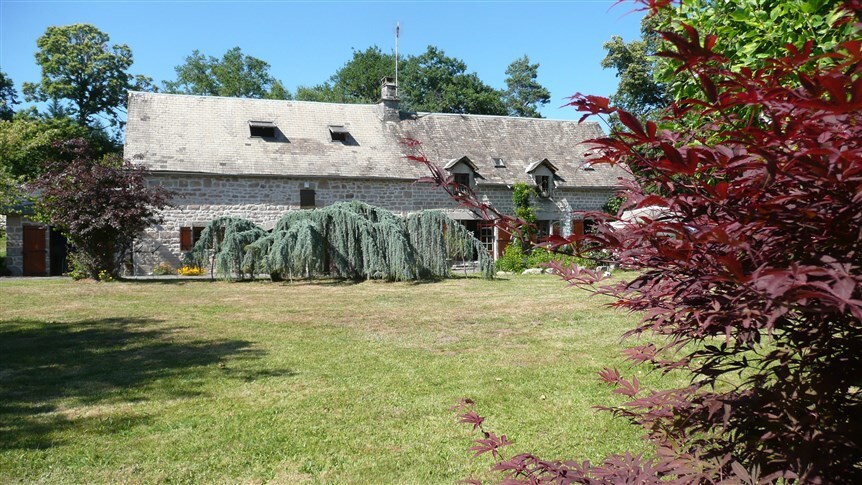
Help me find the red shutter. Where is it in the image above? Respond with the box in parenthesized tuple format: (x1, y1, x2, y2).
(180, 227, 192, 251)
(572, 219, 584, 237)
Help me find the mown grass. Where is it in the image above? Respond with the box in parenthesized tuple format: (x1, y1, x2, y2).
(0, 274, 685, 483)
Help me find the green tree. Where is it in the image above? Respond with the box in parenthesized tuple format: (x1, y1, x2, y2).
(265, 80, 290, 100)
(0, 71, 18, 121)
(294, 83, 342, 103)
(163, 47, 291, 99)
(22, 24, 153, 127)
(44, 98, 72, 120)
(296, 46, 396, 104)
(400, 46, 507, 115)
(502, 55, 550, 118)
(0, 116, 115, 181)
(657, 0, 852, 100)
(601, 15, 668, 123)
(296, 45, 509, 115)
(603, 1, 853, 115)
(0, 163, 17, 211)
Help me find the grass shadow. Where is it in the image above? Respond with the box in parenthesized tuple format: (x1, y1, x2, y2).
(0, 317, 265, 450)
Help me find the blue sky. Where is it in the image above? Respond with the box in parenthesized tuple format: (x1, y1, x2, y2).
(1, 0, 644, 121)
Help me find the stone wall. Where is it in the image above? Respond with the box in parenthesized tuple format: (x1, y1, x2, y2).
(4, 215, 24, 276)
(133, 173, 616, 274)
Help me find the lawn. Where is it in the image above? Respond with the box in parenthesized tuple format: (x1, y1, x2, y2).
(0, 274, 680, 483)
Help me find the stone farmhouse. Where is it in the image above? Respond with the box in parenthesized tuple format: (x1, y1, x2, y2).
(3, 79, 626, 276)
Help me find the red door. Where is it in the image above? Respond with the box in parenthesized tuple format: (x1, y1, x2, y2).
(571, 219, 585, 237)
(23, 226, 48, 276)
(496, 226, 512, 259)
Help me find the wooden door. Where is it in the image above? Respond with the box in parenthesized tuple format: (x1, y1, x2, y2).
(496, 226, 512, 259)
(23, 226, 47, 276)
(571, 219, 585, 237)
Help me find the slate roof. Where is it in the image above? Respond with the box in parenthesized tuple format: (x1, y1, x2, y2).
(124, 91, 627, 188)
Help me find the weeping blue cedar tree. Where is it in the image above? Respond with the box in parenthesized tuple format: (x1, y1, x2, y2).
(191, 201, 494, 281)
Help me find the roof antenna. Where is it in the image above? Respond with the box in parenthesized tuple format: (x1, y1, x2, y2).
(395, 22, 400, 97)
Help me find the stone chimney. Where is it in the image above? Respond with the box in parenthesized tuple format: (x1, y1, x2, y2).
(378, 76, 400, 122)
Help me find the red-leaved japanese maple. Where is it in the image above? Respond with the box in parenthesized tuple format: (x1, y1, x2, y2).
(413, 1, 862, 482)
(31, 139, 171, 279)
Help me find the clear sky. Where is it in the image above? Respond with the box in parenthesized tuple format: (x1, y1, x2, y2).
(1, 0, 645, 121)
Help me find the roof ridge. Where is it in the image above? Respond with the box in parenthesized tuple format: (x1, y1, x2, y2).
(127, 91, 599, 125)
(128, 90, 378, 108)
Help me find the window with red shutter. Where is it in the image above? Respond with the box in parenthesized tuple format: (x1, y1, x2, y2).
(180, 227, 192, 251)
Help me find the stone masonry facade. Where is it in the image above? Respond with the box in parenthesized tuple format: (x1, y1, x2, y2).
(134, 173, 615, 274)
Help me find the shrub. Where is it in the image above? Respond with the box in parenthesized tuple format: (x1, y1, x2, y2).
(64, 253, 88, 280)
(511, 183, 536, 242)
(177, 265, 204, 276)
(525, 247, 597, 271)
(495, 239, 526, 273)
(151, 263, 174, 276)
(497, 243, 599, 274)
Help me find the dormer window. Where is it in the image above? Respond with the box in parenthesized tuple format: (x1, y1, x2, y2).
(249, 121, 276, 138)
(525, 158, 558, 199)
(329, 125, 349, 142)
(453, 173, 470, 188)
(444, 156, 480, 192)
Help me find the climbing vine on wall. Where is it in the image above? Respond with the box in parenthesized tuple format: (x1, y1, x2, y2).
(190, 201, 494, 281)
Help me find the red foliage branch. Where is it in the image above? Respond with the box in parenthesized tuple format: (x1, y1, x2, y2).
(431, 1, 862, 482)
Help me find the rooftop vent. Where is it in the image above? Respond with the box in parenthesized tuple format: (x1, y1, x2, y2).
(249, 121, 276, 138)
(329, 125, 349, 142)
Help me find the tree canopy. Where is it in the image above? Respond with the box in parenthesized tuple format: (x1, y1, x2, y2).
(22, 24, 153, 127)
(0, 71, 17, 121)
(399, 46, 507, 115)
(295, 46, 395, 104)
(657, 0, 854, 100)
(602, 0, 854, 118)
(502, 55, 551, 118)
(163, 47, 291, 99)
(296, 45, 547, 117)
(600, 14, 668, 122)
(0, 115, 115, 182)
